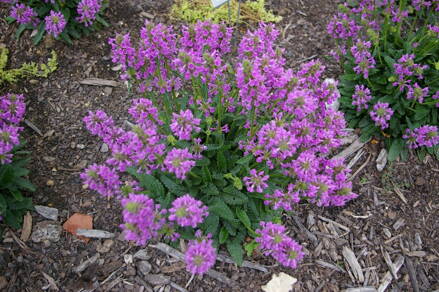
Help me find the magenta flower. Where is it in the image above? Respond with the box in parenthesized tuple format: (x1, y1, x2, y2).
(128, 98, 162, 127)
(255, 221, 304, 269)
(163, 148, 196, 179)
(185, 234, 217, 275)
(244, 169, 269, 193)
(406, 83, 429, 103)
(80, 164, 121, 197)
(352, 85, 372, 111)
(369, 102, 393, 130)
(9, 4, 38, 25)
(403, 125, 439, 149)
(0, 93, 26, 125)
(76, 0, 102, 27)
(168, 194, 208, 228)
(44, 11, 66, 37)
(120, 193, 166, 245)
(170, 109, 201, 141)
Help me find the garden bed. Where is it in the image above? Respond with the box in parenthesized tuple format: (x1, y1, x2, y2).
(0, 0, 438, 291)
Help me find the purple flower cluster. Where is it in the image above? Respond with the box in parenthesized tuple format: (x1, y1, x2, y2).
(185, 232, 216, 274)
(44, 10, 66, 37)
(403, 125, 439, 149)
(369, 102, 393, 130)
(170, 109, 201, 140)
(243, 169, 269, 193)
(163, 148, 196, 180)
(255, 222, 304, 269)
(120, 194, 166, 245)
(168, 194, 208, 228)
(352, 85, 372, 111)
(80, 164, 121, 197)
(76, 0, 102, 27)
(351, 40, 375, 79)
(9, 3, 38, 25)
(407, 83, 429, 103)
(0, 94, 25, 164)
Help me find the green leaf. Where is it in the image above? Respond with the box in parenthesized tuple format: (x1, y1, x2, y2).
(414, 107, 430, 121)
(236, 209, 251, 230)
(219, 226, 229, 244)
(244, 241, 259, 257)
(15, 178, 36, 192)
(236, 154, 253, 165)
(209, 198, 235, 220)
(0, 194, 6, 214)
(226, 239, 244, 265)
(195, 157, 210, 167)
(10, 189, 24, 202)
(388, 139, 405, 161)
(95, 15, 110, 27)
(15, 24, 28, 39)
(200, 183, 219, 196)
(159, 175, 186, 195)
(4, 210, 21, 229)
(216, 151, 227, 172)
(6, 16, 16, 24)
(200, 214, 219, 236)
(201, 166, 212, 183)
(32, 22, 46, 45)
(136, 174, 165, 197)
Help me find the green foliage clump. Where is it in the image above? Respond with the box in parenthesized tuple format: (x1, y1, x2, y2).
(331, 1, 439, 160)
(0, 149, 35, 233)
(0, 46, 58, 85)
(170, 0, 282, 24)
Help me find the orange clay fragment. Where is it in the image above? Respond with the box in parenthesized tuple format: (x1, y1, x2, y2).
(63, 213, 93, 243)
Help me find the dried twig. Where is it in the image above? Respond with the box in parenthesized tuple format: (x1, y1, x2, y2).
(24, 119, 43, 136)
(347, 149, 364, 169)
(381, 247, 398, 279)
(74, 254, 100, 273)
(315, 260, 346, 273)
(216, 254, 268, 273)
(42, 272, 59, 291)
(318, 216, 350, 233)
(405, 257, 420, 292)
(292, 215, 318, 244)
(334, 138, 367, 160)
(79, 78, 119, 87)
(377, 255, 404, 292)
(342, 247, 365, 283)
(349, 154, 372, 181)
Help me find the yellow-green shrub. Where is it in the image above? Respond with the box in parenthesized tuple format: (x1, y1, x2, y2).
(170, 0, 281, 24)
(0, 46, 57, 85)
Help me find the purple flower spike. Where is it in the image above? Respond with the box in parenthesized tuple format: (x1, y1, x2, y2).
(244, 169, 269, 193)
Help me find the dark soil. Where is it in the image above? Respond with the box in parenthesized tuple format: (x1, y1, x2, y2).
(1, 0, 438, 291)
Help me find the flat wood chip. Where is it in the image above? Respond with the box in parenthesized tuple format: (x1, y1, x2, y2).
(342, 246, 364, 283)
(20, 212, 32, 242)
(79, 78, 119, 87)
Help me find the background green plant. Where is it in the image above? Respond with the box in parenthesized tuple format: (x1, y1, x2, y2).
(5, 0, 109, 45)
(0, 145, 35, 235)
(0, 46, 57, 85)
(170, 0, 281, 24)
(336, 1, 439, 160)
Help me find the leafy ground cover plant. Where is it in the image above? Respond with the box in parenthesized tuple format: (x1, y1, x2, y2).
(2, 0, 109, 44)
(0, 93, 34, 235)
(170, 0, 281, 24)
(82, 21, 358, 274)
(328, 0, 439, 160)
(0, 46, 57, 85)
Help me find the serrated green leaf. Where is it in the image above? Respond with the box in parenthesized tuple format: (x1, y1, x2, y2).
(32, 23, 46, 45)
(136, 174, 165, 197)
(219, 226, 229, 244)
(388, 139, 405, 161)
(159, 175, 186, 195)
(216, 151, 227, 172)
(200, 214, 219, 235)
(209, 198, 235, 220)
(236, 209, 251, 229)
(236, 154, 253, 165)
(226, 239, 244, 265)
